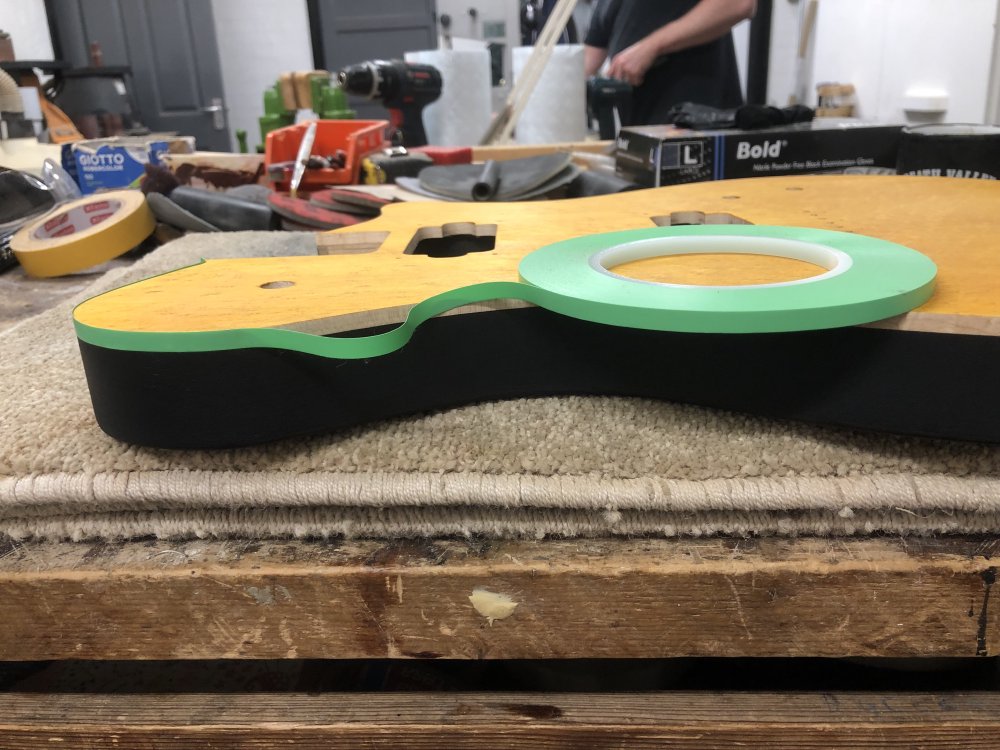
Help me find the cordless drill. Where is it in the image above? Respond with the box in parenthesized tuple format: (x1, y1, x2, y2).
(587, 77, 633, 139)
(338, 60, 442, 147)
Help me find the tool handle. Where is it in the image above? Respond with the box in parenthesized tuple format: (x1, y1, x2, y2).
(393, 106, 429, 148)
(595, 108, 617, 140)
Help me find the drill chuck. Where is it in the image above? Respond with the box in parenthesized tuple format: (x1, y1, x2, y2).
(338, 62, 382, 99)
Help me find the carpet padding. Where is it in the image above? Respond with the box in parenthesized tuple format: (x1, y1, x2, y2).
(2, 232, 999, 540)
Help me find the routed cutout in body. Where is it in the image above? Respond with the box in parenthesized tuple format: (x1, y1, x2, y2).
(651, 211, 752, 226)
(405, 222, 498, 258)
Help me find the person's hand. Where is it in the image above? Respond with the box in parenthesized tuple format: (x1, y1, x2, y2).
(607, 36, 660, 86)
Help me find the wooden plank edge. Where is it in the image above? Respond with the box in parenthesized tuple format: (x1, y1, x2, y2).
(2, 692, 999, 749)
(1, 537, 998, 661)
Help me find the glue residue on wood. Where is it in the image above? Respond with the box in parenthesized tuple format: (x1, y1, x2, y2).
(469, 587, 518, 626)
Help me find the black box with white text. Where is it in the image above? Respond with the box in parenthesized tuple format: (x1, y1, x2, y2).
(615, 121, 902, 187)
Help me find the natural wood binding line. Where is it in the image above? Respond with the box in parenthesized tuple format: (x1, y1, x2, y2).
(2, 691, 1000, 748)
(479, 0, 579, 146)
(1, 536, 997, 661)
(74, 175, 1000, 338)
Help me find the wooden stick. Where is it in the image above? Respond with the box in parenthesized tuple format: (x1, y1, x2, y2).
(480, 0, 579, 145)
(790, 0, 819, 105)
(798, 0, 819, 59)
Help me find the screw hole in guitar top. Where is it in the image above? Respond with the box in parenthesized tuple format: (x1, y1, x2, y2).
(260, 281, 295, 289)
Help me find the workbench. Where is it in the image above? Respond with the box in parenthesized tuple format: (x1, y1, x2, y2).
(2, 536, 999, 747)
(2, 206, 999, 748)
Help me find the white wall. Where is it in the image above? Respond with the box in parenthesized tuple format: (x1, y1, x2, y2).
(210, 0, 314, 151)
(767, 0, 999, 123)
(0, 0, 54, 60)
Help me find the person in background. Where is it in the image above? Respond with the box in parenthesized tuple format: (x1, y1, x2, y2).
(584, 0, 756, 126)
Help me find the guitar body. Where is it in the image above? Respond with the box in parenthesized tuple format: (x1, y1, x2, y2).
(74, 175, 1000, 448)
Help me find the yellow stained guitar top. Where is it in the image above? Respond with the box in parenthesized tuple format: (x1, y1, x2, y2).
(74, 175, 1000, 336)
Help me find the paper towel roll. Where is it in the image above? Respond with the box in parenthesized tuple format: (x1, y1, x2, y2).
(512, 45, 587, 144)
(404, 49, 492, 146)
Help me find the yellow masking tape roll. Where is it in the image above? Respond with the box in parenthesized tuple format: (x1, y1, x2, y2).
(11, 190, 155, 278)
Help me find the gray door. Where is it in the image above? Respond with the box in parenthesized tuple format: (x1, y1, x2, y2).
(47, 0, 231, 150)
(310, 0, 437, 119)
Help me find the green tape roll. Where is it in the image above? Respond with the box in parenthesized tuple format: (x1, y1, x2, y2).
(75, 225, 937, 358)
(518, 225, 938, 333)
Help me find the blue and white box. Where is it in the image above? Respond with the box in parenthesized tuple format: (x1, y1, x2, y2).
(71, 135, 195, 194)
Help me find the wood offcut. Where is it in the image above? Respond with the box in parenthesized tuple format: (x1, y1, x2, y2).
(1, 536, 997, 661)
(2, 691, 1000, 749)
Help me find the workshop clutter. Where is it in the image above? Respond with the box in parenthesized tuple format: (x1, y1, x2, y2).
(403, 49, 491, 147)
(338, 60, 442, 148)
(69, 134, 195, 194)
(406, 152, 583, 202)
(159, 151, 266, 192)
(10, 190, 155, 277)
(511, 44, 587, 144)
(815, 83, 857, 118)
(3, 111, 399, 277)
(258, 70, 355, 147)
(138, 113, 416, 235)
(1, 48, 633, 275)
(895, 124, 1000, 181)
(615, 120, 903, 187)
(265, 119, 387, 192)
(50, 63, 141, 139)
(0, 166, 55, 271)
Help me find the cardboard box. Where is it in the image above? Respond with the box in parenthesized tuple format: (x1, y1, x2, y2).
(71, 135, 195, 194)
(615, 120, 902, 187)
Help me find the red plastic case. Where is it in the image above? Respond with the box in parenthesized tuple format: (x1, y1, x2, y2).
(265, 119, 389, 192)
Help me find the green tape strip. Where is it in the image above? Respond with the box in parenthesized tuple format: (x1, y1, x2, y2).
(76, 281, 537, 360)
(74, 225, 937, 359)
(519, 225, 938, 333)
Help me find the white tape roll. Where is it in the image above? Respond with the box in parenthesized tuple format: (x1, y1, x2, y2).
(511, 45, 587, 144)
(404, 49, 492, 146)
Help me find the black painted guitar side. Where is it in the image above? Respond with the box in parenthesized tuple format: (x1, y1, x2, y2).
(79, 307, 999, 448)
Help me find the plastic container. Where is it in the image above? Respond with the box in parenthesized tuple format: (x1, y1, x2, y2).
(265, 119, 388, 192)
